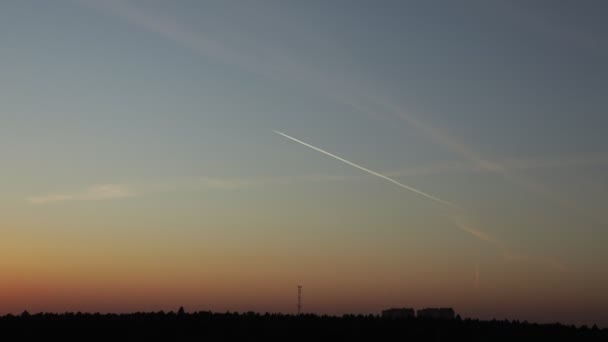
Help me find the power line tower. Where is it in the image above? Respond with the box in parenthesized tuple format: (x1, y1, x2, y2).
(297, 285, 302, 315)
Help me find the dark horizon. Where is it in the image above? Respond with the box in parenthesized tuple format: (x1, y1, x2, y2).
(3, 307, 605, 330)
(2, 309, 606, 341)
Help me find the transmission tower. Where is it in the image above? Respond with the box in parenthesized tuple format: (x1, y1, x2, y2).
(297, 285, 302, 315)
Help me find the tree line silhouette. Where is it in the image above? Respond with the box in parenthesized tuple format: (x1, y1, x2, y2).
(1, 309, 605, 341)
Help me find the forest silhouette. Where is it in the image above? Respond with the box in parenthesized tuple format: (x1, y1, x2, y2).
(1, 309, 606, 341)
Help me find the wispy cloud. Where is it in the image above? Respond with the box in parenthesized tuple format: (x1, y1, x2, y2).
(77, 0, 299, 82)
(196, 174, 359, 190)
(371, 95, 608, 228)
(78, 0, 236, 62)
(135, 154, 608, 194)
(451, 216, 498, 244)
(385, 154, 608, 178)
(28, 184, 134, 204)
(448, 216, 567, 272)
(28, 174, 360, 205)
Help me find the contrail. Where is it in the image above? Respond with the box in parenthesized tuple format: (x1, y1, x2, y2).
(274, 130, 455, 207)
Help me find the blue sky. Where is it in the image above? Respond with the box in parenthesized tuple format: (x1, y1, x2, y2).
(1, 0, 608, 326)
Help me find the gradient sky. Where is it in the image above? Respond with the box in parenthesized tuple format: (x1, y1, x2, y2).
(2, 0, 608, 327)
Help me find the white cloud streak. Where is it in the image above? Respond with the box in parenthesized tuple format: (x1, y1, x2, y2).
(274, 130, 455, 207)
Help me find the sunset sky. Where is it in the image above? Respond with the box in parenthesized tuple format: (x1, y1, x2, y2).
(2, 0, 608, 327)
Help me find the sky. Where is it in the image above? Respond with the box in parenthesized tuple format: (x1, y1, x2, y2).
(1, 0, 608, 327)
